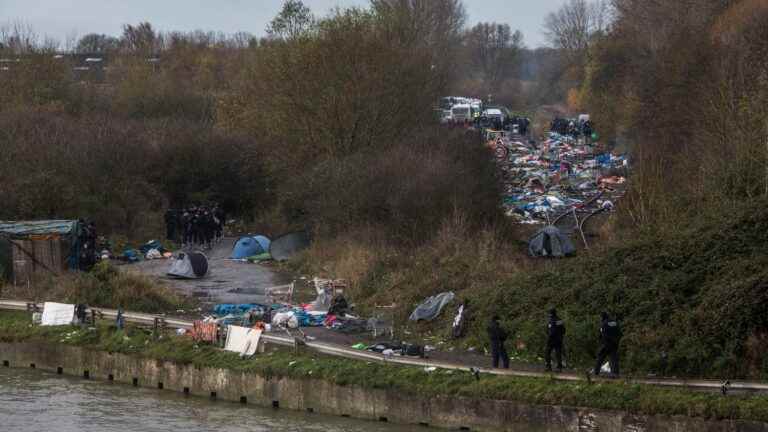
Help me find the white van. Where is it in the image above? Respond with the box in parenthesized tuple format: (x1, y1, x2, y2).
(483, 108, 505, 124)
(451, 104, 472, 123)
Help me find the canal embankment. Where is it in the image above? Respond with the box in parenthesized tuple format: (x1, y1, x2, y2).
(1, 311, 768, 432)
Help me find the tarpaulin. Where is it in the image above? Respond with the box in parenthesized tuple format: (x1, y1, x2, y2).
(409, 292, 455, 321)
(224, 325, 262, 357)
(41, 302, 75, 326)
(0, 220, 79, 239)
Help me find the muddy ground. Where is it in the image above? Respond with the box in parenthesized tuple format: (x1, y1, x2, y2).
(126, 238, 533, 371)
(123, 237, 292, 308)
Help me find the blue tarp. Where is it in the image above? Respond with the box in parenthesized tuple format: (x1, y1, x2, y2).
(123, 249, 141, 262)
(291, 308, 326, 327)
(0, 220, 79, 238)
(213, 303, 266, 316)
(139, 240, 164, 254)
(0, 220, 82, 271)
(231, 236, 271, 259)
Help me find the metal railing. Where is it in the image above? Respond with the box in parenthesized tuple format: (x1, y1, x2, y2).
(1, 299, 766, 393)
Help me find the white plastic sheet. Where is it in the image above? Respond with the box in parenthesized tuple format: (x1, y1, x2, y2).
(272, 311, 299, 328)
(224, 325, 262, 357)
(41, 302, 75, 326)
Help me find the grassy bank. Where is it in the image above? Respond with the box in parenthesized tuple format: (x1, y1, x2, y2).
(1, 310, 767, 423)
(0, 261, 193, 313)
(288, 200, 768, 380)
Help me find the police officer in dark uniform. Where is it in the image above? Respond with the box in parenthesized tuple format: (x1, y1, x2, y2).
(181, 210, 192, 247)
(545, 308, 566, 372)
(593, 312, 622, 376)
(487, 315, 510, 369)
(164, 209, 177, 242)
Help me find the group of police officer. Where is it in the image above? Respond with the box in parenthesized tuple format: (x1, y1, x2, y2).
(164, 205, 226, 250)
(487, 309, 623, 376)
(474, 115, 531, 136)
(550, 117, 595, 140)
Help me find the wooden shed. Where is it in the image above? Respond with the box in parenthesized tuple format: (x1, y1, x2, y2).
(0, 220, 82, 286)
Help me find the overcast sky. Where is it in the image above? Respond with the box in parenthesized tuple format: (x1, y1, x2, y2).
(0, 0, 565, 48)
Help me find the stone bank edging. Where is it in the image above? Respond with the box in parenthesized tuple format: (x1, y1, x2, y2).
(0, 342, 765, 432)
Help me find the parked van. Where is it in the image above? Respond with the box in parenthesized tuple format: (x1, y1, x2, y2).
(451, 104, 472, 124)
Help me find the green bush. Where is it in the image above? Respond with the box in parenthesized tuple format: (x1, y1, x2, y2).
(470, 200, 768, 379)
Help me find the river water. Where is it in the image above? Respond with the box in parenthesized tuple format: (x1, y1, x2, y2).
(0, 368, 427, 432)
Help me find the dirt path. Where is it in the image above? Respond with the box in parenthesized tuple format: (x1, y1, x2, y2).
(123, 237, 292, 308)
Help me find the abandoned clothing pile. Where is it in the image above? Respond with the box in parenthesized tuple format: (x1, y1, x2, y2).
(493, 132, 627, 224)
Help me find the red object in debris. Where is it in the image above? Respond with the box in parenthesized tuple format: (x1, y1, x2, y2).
(190, 321, 217, 343)
(323, 314, 337, 327)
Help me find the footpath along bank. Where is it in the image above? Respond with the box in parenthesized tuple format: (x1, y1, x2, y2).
(1, 310, 768, 432)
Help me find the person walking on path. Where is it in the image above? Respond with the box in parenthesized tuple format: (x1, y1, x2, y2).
(545, 308, 566, 372)
(593, 312, 622, 377)
(487, 315, 510, 369)
(116, 307, 125, 330)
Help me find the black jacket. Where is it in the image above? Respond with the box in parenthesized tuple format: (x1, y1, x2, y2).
(600, 319, 622, 345)
(547, 317, 566, 344)
(487, 320, 508, 344)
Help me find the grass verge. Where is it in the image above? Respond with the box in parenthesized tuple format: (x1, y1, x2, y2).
(1, 261, 194, 313)
(1, 310, 767, 423)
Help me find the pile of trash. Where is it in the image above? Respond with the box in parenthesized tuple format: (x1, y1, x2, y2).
(110, 239, 173, 263)
(493, 132, 628, 224)
(203, 278, 350, 331)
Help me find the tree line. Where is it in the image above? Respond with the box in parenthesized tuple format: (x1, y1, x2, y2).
(0, 0, 511, 243)
(545, 0, 768, 230)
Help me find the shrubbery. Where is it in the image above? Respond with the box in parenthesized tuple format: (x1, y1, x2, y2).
(278, 128, 502, 243)
(1, 261, 190, 313)
(0, 109, 268, 234)
(469, 201, 768, 379)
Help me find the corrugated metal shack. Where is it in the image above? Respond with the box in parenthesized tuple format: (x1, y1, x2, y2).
(0, 220, 82, 286)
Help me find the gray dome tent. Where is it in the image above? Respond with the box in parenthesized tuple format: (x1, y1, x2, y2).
(528, 226, 576, 258)
(269, 231, 311, 261)
(167, 251, 209, 278)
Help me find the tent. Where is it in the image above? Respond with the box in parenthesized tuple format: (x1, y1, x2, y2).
(269, 231, 311, 261)
(528, 226, 576, 258)
(167, 251, 209, 279)
(0, 220, 83, 284)
(231, 235, 271, 259)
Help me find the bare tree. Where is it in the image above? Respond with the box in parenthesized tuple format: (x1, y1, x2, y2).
(544, 0, 611, 57)
(371, 0, 466, 48)
(466, 23, 524, 91)
(266, 0, 314, 40)
(370, 0, 467, 93)
(76, 33, 119, 54)
(121, 22, 157, 55)
(0, 21, 40, 54)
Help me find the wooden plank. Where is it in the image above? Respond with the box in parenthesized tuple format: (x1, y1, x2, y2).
(10, 239, 66, 285)
(11, 240, 32, 286)
(33, 238, 65, 273)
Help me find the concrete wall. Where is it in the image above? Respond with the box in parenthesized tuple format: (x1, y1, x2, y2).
(1, 342, 766, 432)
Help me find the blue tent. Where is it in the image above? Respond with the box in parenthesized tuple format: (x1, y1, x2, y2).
(231, 235, 271, 259)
